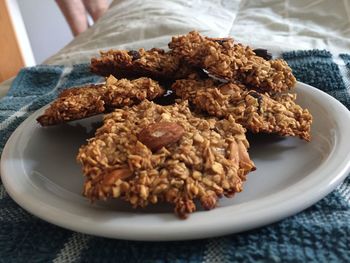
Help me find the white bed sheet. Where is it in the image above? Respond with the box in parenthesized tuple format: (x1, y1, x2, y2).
(1, 0, 350, 96)
(45, 0, 350, 65)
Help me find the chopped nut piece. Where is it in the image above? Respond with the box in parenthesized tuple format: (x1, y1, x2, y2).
(102, 168, 133, 185)
(212, 162, 224, 174)
(138, 122, 185, 151)
(193, 133, 204, 143)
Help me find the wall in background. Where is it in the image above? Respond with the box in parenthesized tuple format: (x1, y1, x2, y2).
(17, 0, 73, 64)
(0, 0, 34, 81)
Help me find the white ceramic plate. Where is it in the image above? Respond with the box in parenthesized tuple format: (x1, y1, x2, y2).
(1, 82, 350, 241)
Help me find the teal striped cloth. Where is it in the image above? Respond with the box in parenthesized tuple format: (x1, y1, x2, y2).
(0, 50, 349, 262)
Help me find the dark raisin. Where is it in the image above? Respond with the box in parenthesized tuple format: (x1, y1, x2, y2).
(248, 91, 263, 101)
(253, 48, 272, 61)
(128, 50, 141, 61)
(214, 40, 226, 45)
(213, 38, 231, 45)
(207, 37, 232, 45)
(154, 90, 177, 105)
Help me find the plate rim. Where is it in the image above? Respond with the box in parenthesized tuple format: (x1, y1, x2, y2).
(1, 82, 350, 241)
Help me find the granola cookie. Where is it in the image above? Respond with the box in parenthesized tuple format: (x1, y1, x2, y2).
(90, 48, 199, 81)
(169, 31, 296, 93)
(77, 100, 255, 218)
(37, 76, 164, 126)
(172, 78, 312, 141)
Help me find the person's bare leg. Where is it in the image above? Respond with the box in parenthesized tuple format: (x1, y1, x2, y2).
(55, 0, 88, 36)
(82, 0, 109, 22)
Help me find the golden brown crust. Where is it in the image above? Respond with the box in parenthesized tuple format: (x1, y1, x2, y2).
(90, 48, 199, 81)
(36, 84, 106, 126)
(172, 78, 312, 141)
(169, 31, 296, 93)
(77, 100, 255, 219)
(37, 76, 165, 126)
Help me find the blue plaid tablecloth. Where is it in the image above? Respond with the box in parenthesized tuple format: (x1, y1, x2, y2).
(0, 50, 349, 262)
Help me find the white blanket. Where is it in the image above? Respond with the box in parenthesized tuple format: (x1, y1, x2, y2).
(46, 0, 350, 65)
(1, 0, 350, 96)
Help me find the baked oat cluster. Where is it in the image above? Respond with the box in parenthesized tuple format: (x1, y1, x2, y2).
(37, 31, 313, 218)
(172, 78, 312, 141)
(37, 75, 164, 126)
(90, 48, 198, 81)
(169, 31, 297, 93)
(77, 101, 255, 218)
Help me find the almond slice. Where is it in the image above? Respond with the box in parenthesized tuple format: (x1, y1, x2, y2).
(138, 122, 184, 151)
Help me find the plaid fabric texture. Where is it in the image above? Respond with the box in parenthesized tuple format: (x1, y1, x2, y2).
(0, 50, 349, 262)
